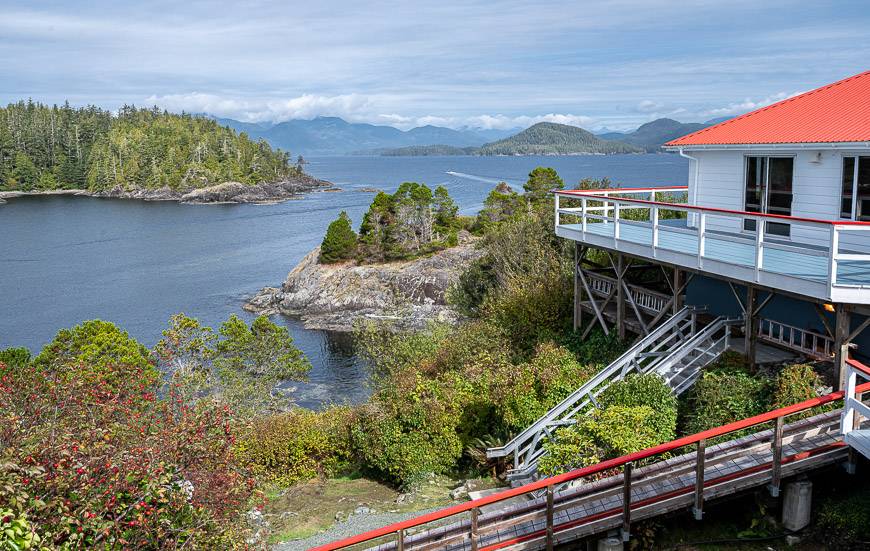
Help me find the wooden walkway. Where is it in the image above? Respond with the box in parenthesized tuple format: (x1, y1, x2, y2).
(374, 410, 849, 551)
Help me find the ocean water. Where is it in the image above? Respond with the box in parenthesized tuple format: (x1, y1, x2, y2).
(0, 154, 687, 407)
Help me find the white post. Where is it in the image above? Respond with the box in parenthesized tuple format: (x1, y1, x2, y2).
(755, 217, 765, 282)
(651, 205, 659, 251)
(840, 365, 857, 436)
(554, 193, 560, 228)
(582, 197, 588, 233)
(697, 212, 706, 269)
(614, 201, 621, 241)
(828, 225, 840, 290)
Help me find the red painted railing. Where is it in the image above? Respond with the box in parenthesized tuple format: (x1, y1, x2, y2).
(310, 372, 870, 551)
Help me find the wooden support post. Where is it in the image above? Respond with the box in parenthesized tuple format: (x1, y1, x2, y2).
(545, 485, 555, 551)
(745, 286, 758, 368)
(835, 304, 852, 390)
(470, 507, 479, 551)
(693, 438, 705, 520)
(622, 462, 632, 542)
(616, 254, 626, 341)
(397, 528, 405, 551)
(768, 416, 783, 497)
(673, 267, 683, 315)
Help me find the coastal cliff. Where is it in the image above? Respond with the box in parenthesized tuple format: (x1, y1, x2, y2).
(0, 174, 334, 205)
(245, 234, 483, 331)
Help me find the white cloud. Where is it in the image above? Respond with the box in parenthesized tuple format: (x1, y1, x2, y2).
(637, 100, 663, 112)
(701, 91, 803, 117)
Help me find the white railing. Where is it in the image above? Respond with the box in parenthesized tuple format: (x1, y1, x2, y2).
(841, 359, 870, 443)
(758, 319, 834, 360)
(554, 187, 870, 296)
(584, 271, 671, 315)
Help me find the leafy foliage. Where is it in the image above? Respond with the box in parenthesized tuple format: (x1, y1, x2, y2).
(156, 313, 311, 415)
(319, 211, 358, 263)
(816, 491, 870, 544)
(773, 363, 825, 408)
(0, 101, 293, 192)
(0, 332, 256, 548)
(235, 407, 355, 486)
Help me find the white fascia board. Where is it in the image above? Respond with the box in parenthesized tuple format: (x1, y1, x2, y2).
(663, 142, 870, 152)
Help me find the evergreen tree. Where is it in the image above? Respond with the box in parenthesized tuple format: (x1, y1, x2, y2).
(524, 166, 564, 203)
(320, 211, 359, 263)
(11, 152, 38, 191)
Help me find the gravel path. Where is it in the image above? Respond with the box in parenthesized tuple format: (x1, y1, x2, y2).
(272, 507, 441, 551)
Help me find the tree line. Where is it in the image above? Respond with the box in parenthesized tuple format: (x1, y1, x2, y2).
(0, 100, 296, 192)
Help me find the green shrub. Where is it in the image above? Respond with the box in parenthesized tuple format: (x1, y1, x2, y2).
(681, 369, 769, 435)
(524, 167, 563, 203)
(491, 342, 597, 431)
(447, 255, 496, 317)
(320, 211, 358, 263)
(816, 492, 870, 544)
(351, 368, 466, 485)
(430, 320, 511, 374)
(538, 405, 665, 476)
(599, 373, 678, 440)
(557, 327, 626, 367)
(236, 407, 354, 486)
(773, 363, 825, 408)
(0, 347, 31, 370)
(353, 321, 451, 379)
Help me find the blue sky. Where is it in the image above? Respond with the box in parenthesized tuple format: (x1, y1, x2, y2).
(1, 0, 868, 131)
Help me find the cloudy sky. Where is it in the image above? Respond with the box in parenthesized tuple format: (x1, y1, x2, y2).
(1, 0, 868, 131)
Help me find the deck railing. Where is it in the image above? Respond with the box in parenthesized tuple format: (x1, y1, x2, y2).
(310, 376, 870, 551)
(758, 319, 835, 360)
(841, 358, 870, 439)
(554, 187, 870, 295)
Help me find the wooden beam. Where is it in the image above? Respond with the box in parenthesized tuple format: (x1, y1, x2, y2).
(848, 315, 870, 343)
(673, 268, 684, 314)
(578, 267, 610, 337)
(616, 254, 627, 341)
(813, 304, 835, 339)
(835, 304, 852, 390)
(573, 244, 582, 331)
(745, 286, 758, 368)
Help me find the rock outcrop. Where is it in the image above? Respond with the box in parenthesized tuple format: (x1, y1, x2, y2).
(0, 175, 332, 206)
(245, 235, 483, 331)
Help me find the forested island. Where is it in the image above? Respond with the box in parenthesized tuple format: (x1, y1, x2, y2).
(0, 101, 329, 203)
(366, 122, 643, 156)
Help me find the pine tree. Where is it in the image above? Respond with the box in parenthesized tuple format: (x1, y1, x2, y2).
(524, 166, 564, 203)
(320, 211, 358, 263)
(11, 152, 38, 191)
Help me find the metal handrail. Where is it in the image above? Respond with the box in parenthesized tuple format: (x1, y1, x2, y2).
(311, 378, 870, 551)
(486, 307, 696, 467)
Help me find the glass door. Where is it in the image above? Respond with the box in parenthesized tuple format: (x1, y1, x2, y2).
(744, 156, 793, 237)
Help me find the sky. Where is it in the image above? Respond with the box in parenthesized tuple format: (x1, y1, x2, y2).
(1, 0, 869, 132)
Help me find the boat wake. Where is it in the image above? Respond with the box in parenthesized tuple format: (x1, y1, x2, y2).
(445, 171, 509, 185)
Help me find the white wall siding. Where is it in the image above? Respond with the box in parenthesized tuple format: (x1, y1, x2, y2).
(693, 149, 870, 254)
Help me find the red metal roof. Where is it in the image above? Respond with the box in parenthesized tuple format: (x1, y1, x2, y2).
(666, 70, 870, 147)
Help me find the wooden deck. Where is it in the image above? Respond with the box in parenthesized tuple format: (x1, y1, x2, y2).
(559, 221, 870, 301)
(375, 411, 850, 551)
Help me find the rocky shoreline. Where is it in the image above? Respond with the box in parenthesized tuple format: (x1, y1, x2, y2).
(245, 234, 483, 332)
(0, 174, 334, 205)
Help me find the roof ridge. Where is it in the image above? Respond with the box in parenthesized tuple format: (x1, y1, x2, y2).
(666, 70, 870, 146)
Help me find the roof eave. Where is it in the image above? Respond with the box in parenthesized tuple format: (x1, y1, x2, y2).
(662, 141, 870, 151)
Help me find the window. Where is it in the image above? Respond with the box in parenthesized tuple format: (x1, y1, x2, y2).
(743, 156, 793, 237)
(841, 156, 870, 221)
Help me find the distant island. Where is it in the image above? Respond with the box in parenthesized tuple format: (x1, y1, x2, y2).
(362, 122, 644, 156)
(0, 101, 329, 203)
(597, 117, 727, 152)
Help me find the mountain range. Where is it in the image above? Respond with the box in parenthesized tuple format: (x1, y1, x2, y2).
(210, 115, 730, 156)
(212, 116, 513, 156)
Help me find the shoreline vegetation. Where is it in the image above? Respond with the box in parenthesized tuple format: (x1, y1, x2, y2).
(2, 166, 865, 550)
(0, 101, 329, 204)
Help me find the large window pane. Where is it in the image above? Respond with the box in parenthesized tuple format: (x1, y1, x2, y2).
(744, 156, 764, 231)
(858, 157, 870, 221)
(842, 156, 855, 219)
(743, 156, 793, 236)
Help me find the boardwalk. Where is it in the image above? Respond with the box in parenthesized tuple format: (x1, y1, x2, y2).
(375, 410, 849, 551)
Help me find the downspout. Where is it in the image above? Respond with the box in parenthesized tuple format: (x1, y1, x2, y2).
(679, 148, 700, 226)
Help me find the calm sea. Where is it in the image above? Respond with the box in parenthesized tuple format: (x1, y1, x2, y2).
(0, 154, 687, 408)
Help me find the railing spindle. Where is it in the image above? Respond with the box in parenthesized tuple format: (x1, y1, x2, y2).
(693, 438, 706, 520)
(470, 507, 479, 551)
(397, 528, 405, 551)
(769, 415, 784, 497)
(622, 462, 632, 541)
(697, 212, 706, 269)
(546, 485, 555, 551)
(755, 218, 765, 282)
(828, 225, 840, 288)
